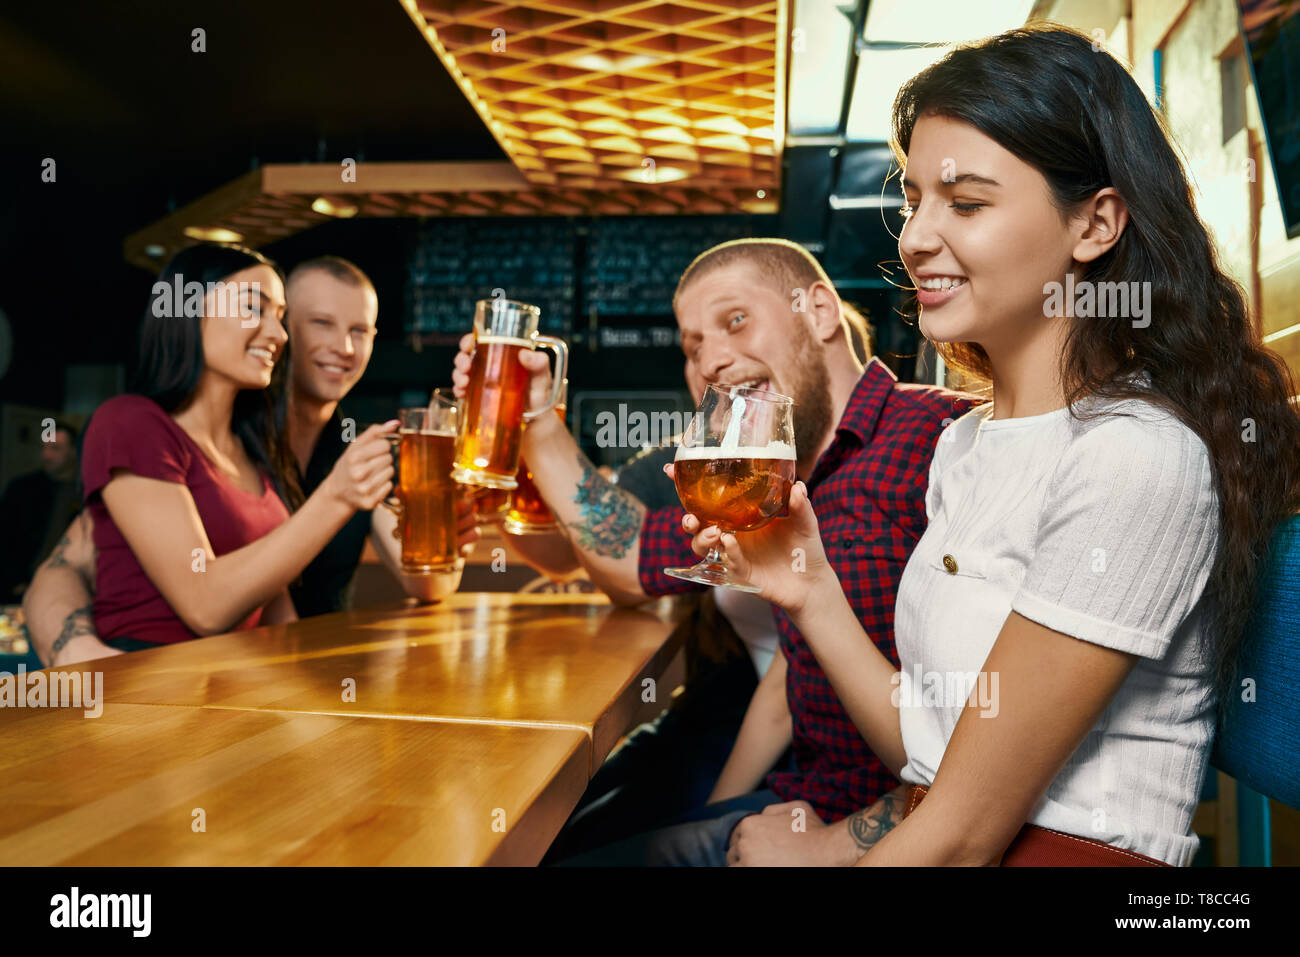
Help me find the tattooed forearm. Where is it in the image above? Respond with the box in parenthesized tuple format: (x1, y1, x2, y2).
(847, 788, 906, 852)
(43, 513, 97, 590)
(563, 452, 647, 559)
(44, 534, 71, 569)
(50, 604, 95, 657)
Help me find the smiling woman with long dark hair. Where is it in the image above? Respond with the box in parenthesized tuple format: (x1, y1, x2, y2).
(678, 25, 1300, 866)
(81, 243, 399, 650)
(889, 28, 1300, 708)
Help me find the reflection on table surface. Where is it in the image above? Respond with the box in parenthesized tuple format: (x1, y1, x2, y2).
(0, 703, 589, 865)
(88, 592, 688, 768)
(0, 592, 690, 865)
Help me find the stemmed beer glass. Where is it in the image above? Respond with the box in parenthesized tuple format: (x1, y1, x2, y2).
(664, 384, 796, 593)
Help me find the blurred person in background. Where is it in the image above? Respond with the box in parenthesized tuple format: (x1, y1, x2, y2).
(0, 420, 82, 601)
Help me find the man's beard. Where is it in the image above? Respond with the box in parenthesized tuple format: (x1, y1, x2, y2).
(788, 322, 834, 473)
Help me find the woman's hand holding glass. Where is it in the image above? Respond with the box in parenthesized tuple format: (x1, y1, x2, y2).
(667, 466, 833, 615)
(322, 420, 399, 511)
(663, 383, 799, 593)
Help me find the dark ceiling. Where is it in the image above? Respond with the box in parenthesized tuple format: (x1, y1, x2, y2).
(0, 0, 502, 408)
(0, 0, 501, 229)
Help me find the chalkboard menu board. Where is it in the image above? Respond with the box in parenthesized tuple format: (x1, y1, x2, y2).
(584, 216, 777, 318)
(405, 214, 777, 343)
(407, 219, 576, 336)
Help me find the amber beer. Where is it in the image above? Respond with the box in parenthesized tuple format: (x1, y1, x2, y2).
(396, 428, 459, 571)
(455, 335, 532, 488)
(472, 487, 510, 522)
(665, 384, 796, 592)
(672, 445, 797, 532)
(503, 399, 567, 535)
(452, 298, 568, 490)
(383, 399, 461, 573)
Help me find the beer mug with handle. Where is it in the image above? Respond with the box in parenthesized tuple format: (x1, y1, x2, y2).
(452, 298, 568, 490)
(665, 384, 796, 593)
(383, 391, 463, 574)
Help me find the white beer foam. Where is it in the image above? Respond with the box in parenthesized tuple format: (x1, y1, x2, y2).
(675, 442, 796, 461)
(720, 392, 746, 451)
(476, 335, 535, 348)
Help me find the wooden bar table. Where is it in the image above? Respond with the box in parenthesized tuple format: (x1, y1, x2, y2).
(0, 593, 691, 864)
(90, 593, 689, 771)
(0, 702, 589, 865)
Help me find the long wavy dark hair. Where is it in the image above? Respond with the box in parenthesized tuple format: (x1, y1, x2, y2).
(131, 243, 304, 510)
(890, 25, 1300, 721)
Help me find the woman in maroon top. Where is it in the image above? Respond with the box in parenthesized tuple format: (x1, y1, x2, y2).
(81, 244, 397, 649)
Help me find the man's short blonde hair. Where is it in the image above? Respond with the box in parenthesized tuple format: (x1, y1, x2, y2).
(287, 255, 375, 294)
(674, 238, 868, 358)
(673, 238, 827, 306)
(841, 301, 873, 362)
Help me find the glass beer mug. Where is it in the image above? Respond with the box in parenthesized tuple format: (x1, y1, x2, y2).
(383, 393, 463, 573)
(452, 298, 568, 490)
(502, 379, 567, 535)
(469, 487, 510, 524)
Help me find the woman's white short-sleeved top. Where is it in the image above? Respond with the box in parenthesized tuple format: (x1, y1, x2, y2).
(893, 395, 1220, 866)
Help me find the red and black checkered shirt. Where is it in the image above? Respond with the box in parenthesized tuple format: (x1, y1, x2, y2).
(638, 359, 980, 822)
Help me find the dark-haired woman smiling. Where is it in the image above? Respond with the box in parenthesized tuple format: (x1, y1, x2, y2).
(82, 244, 396, 649)
(683, 26, 1300, 866)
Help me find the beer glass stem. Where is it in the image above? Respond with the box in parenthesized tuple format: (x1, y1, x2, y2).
(696, 539, 733, 579)
(664, 526, 761, 593)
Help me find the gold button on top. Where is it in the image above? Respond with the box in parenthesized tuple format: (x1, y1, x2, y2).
(942, 554, 958, 574)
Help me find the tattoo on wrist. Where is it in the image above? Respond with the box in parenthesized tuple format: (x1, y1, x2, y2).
(563, 453, 646, 559)
(847, 790, 904, 852)
(50, 604, 95, 656)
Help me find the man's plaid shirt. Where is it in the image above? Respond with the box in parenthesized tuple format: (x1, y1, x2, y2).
(638, 358, 980, 821)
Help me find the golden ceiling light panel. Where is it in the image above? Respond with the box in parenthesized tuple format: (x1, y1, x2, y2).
(122, 161, 533, 269)
(401, 0, 785, 212)
(121, 158, 774, 268)
(122, 3, 788, 268)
